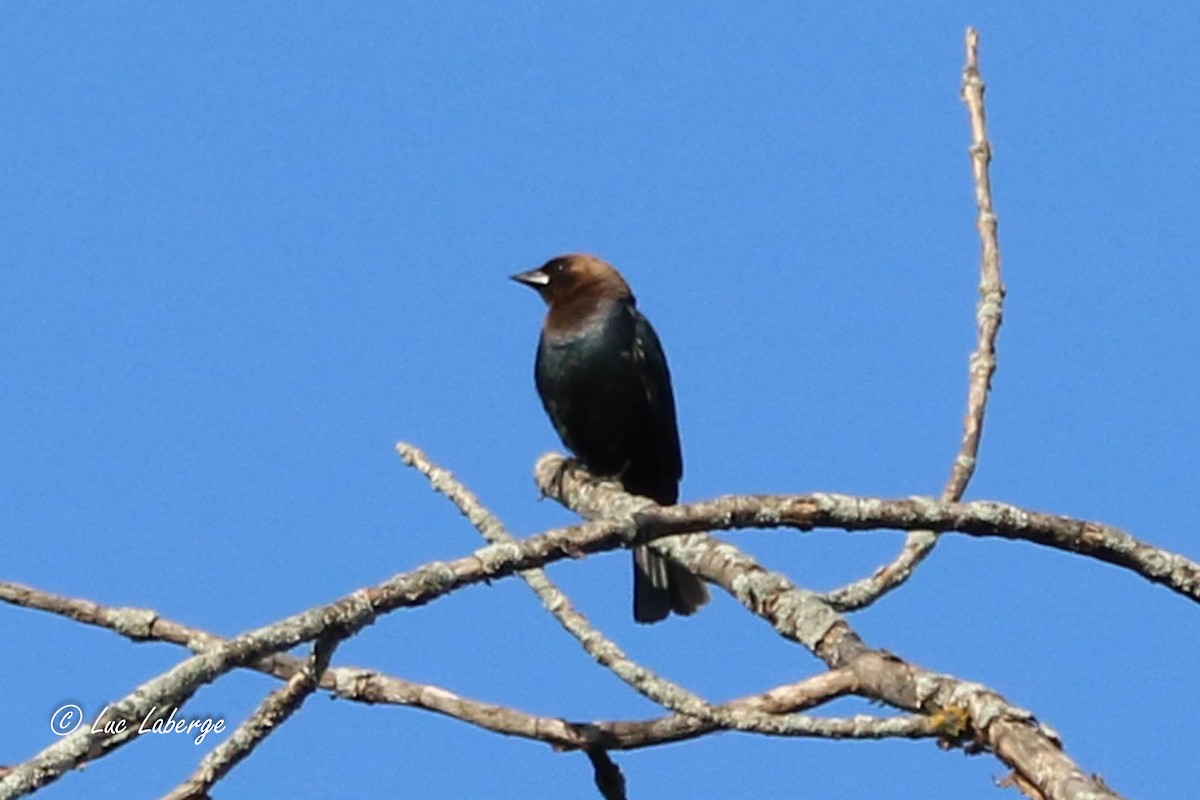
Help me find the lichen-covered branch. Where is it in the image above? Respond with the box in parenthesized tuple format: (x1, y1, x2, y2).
(537, 456, 1131, 800)
(0, 584, 888, 749)
(4, 463, 1167, 799)
(534, 456, 1200, 605)
(396, 443, 904, 742)
(396, 440, 738, 749)
(395, 442, 724, 720)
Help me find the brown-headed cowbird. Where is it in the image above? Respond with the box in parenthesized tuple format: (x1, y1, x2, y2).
(512, 254, 709, 623)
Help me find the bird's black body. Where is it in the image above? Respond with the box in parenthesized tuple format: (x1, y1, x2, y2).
(513, 254, 709, 623)
(535, 300, 681, 507)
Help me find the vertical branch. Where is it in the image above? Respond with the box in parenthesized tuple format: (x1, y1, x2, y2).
(948, 26, 1006, 500)
(824, 27, 1006, 610)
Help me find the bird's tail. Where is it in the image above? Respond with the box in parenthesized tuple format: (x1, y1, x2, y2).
(632, 545, 710, 624)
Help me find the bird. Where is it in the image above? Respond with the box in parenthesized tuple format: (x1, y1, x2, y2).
(512, 253, 709, 623)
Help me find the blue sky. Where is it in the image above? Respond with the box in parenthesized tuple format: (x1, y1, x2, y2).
(2, 4, 1197, 798)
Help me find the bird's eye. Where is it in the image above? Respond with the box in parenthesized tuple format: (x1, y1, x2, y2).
(550, 261, 565, 274)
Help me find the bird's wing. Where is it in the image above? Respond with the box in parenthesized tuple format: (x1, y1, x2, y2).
(533, 335, 574, 451)
(630, 306, 683, 484)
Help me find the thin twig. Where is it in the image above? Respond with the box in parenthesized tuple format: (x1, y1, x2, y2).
(824, 25, 1007, 611)
(580, 668, 860, 749)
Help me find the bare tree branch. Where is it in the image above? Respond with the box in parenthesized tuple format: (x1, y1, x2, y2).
(395, 443, 921, 743)
(825, 25, 1008, 612)
(397, 441, 731, 796)
(1, 444, 1189, 792)
(0, 583, 889, 750)
(572, 668, 860, 749)
(0, 588, 374, 800)
(395, 442, 735, 725)
(0, 578, 578, 744)
(537, 457, 1131, 800)
(533, 455, 1200, 606)
(0, 490, 941, 798)
(8, 438, 1185, 799)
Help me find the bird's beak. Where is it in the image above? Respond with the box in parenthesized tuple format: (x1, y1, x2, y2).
(510, 268, 550, 288)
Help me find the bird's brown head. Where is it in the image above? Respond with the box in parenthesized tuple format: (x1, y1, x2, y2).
(511, 254, 634, 330)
